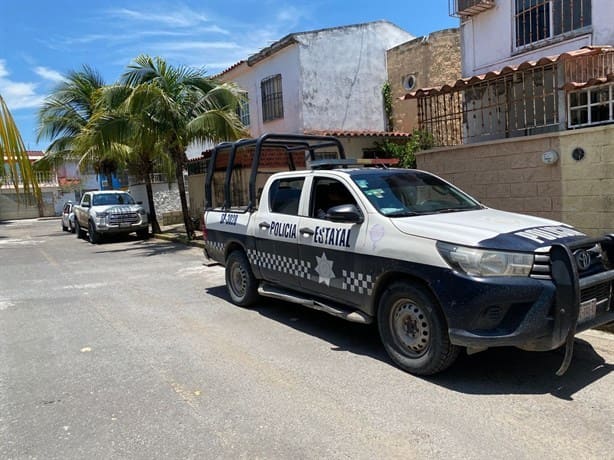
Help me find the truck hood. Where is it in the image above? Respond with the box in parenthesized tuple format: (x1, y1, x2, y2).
(92, 204, 144, 214)
(390, 208, 587, 251)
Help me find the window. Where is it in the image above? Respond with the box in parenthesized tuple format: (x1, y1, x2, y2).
(311, 178, 357, 219)
(568, 84, 614, 128)
(269, 178, 304, 215)
(261, 74, 284, 122)
(515, 0, 591, 48)
(237, 93, 250, 127)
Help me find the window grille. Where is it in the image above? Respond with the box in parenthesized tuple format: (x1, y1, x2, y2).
(515, 0, 591, 48)
(417, 64, 560, 146)
(261, 74, 284, 122)
(237, 94, 250, 127)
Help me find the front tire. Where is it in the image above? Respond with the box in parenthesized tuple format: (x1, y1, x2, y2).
(225, 250, 259, 307)
(88, 221, 100, 244)
(137, 228, 149, 240)
(378, 282, 459, 375)
(76, 222, 86, 239)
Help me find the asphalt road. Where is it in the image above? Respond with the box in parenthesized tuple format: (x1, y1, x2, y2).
(1, 218, 613, 459)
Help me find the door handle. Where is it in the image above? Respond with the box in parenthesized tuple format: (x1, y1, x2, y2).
(259, 221, 271, 230)
(299, 227, 314, 236)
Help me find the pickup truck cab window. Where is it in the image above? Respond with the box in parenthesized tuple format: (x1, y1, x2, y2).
(311, 178, 358, 220)
(269, 178, 304, 215)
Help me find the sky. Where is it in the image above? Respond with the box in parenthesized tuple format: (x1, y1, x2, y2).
(0, 0, 458, 152)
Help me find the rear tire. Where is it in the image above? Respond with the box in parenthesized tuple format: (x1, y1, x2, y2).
(378, 281, 459, 375)
(225, 250, 259, 307)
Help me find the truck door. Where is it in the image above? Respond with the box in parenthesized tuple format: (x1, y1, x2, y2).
(253, 177, 304, 288)
(297, 177, 368, 307)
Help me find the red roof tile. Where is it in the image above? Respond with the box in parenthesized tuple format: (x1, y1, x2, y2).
(304, 129, 412, 138)
(403, 46, 614, 98)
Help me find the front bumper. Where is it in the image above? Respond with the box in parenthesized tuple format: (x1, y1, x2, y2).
(438, 237, 614, 353)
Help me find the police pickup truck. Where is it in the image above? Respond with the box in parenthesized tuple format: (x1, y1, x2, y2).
(203, 134, 614, 375)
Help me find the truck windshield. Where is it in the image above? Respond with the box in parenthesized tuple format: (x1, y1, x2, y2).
(351, 171, 482, 217)
(92, 193, 135, 206)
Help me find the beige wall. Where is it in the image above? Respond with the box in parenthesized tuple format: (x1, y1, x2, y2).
(387, 28, 461, 133)
(416, 125, 614, 236)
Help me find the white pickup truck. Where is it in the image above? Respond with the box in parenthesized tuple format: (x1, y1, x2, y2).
(203, 134, 614, 375)
(73, 190, 149, 244)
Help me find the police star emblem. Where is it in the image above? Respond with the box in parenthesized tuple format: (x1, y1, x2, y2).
(315, 252, 335, 286)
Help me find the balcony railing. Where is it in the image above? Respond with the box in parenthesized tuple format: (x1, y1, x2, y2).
(449, 0, 495, 18)
(0, 171, 58, 189)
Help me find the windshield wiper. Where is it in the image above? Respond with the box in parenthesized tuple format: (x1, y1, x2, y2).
(433, 206, 479, 214)
(385, 210, 420, 217)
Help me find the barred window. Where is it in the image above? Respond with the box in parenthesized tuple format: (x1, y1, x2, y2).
(568, 84, 614, 128)
(261, 74, 284, 122)
(237, 94, 250, 127)
(515, 0, 591, 48)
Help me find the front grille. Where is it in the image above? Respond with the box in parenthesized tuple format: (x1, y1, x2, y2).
(109, 212, 139, 225)
(581, 281, 612, 311)
(530, 243, 610, 280)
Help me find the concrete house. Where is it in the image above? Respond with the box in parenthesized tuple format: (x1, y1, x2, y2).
(407, 0, 614, 235)
(187, 21, 415, 216)
(217, 20, 415, 156)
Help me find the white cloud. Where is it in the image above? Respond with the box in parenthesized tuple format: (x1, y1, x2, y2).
(34, 66, 65, 83)
(0, 60, 45, 110)
(107, 6, 208, 28)
(0, 60, 9, 78)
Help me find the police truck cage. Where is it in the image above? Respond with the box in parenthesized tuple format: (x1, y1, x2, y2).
(205, 133, 346, 211)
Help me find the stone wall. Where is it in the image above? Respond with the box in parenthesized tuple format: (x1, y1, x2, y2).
(129, 182, 184, 223)
(416, 124, 614, 236)
(386, 28, 461, 133)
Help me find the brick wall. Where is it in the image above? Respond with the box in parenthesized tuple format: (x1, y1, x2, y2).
(387, 28, 461, 133)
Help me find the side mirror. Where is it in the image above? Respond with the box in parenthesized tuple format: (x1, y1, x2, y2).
(137, 201, 143, 205)
(82, 202, 90, 208)
(327, 204, 364, 224)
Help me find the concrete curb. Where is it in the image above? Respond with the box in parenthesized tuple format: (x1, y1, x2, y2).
(152, 232, 205, 249)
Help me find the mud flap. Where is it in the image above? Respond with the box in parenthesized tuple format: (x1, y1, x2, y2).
(550, 244, 580, 376)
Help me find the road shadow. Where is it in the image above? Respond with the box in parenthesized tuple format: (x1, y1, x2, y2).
(205, 284, 612, 399)
(90, 235, 194, 256)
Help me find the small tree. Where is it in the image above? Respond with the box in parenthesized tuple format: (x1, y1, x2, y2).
(375, 129, 434, 169)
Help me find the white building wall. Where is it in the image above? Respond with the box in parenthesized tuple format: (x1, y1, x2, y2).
(222, 46, 302, 137)
(461, 0, 614, 77)
(220, 21, 413, 136)
(297, 22, 413, 132)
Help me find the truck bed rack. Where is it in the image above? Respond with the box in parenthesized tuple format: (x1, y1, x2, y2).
(205, 133, 346, 211)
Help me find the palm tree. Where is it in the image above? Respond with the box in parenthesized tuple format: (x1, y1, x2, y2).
(75, 83, 170, 234)
(122, 55, 247, 238)
(0, 94, 41, 205)
(37, 65, 105, 163)
(36, 65, 122, 193)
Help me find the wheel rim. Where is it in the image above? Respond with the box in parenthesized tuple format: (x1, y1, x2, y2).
(229, 261, 247, 299)
(390, 299, 431, 357)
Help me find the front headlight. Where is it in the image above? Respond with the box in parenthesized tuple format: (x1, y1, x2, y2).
(95, 212, 108, 224)
(437, 242, 534, 277)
